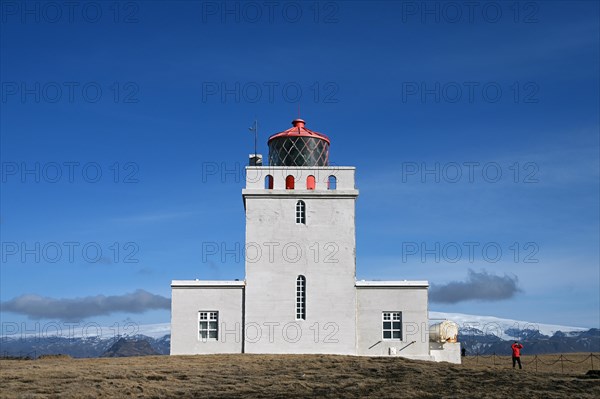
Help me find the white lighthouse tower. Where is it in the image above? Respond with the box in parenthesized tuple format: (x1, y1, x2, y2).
(243, 118, 358, 354)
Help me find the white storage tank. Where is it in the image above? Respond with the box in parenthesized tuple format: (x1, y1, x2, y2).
(429, 320, 459, 343)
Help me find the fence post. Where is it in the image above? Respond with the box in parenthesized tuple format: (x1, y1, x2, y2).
(493, 353, 496, 366)
(560, 355, 564, 373)
(591, 353, 594, 370)
(535, 355, 538, 373)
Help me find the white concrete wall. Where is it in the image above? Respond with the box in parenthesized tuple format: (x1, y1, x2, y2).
(243, 166, 359, 354)
(430, 342, 462, 364)
(170, 283, 244, 355)
(356, 286, 431, 359)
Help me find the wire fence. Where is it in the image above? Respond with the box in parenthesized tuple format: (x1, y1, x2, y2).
(462, 352, 600, 374)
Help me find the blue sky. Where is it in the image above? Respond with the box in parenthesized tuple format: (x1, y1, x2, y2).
(1, 1, 598, 335)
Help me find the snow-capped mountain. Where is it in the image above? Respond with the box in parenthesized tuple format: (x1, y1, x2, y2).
(430, 311, 598, 355)
(0, 334, 171, 359)
(430, 311, 590, 340)
(1, 313, 597, 358)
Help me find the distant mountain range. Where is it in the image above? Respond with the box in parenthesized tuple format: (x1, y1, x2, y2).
(102, 337, 161, 357)
(432, 311, 599, 355)
(1, 313, 597, 358)
(460, 327, 599, 356)
(430, 311, 591, 339)
(0, 334, 170, 359)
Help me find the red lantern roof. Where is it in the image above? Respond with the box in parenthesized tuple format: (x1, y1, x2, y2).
(268, 119, 331, 145)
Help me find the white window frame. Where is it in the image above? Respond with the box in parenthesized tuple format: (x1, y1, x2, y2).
(295, 200, 306, 224)
(199, 311, 218, 341)
(296, 276, 306, 320)
(382, 311, 402, 340)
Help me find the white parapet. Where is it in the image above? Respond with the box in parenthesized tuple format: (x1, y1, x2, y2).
(245, 166, 356, 190)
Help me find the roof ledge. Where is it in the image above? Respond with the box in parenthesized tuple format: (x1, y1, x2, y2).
(355, 280, 429, 288)
(171, 280, 245, 288)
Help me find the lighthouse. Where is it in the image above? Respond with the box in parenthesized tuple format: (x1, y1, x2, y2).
(170, 118, 460, 362)
(243, 118, 359, 354)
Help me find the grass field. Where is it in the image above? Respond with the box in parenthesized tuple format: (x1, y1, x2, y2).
(1, 353, 599, 398)
(462, 353, 600, 374)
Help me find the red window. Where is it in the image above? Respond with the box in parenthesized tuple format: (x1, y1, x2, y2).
(265, 175, 273, 189)
(306, 175, 315, 190)
(286, 175, 295, 189)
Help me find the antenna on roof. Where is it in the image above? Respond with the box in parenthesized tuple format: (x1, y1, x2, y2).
(248, 119, 262, 166)
(248, 118, 258, 157)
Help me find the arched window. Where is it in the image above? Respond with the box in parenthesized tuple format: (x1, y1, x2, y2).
(327, 175, 337, 190)
(296, 275, 306, 320)
(286, 175, 295, 189)
(295, 200, 306, 224)
(306, 175, 315, 190)
(265, 175, 273, 189)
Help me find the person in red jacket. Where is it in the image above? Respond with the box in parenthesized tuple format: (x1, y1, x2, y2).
(512, 341, 523, 369)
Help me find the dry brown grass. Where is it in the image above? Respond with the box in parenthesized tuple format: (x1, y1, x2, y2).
(1, 353, 599, 398)
(462, 353, 600, 374)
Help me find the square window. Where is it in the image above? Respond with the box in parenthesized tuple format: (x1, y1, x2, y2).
(199, 311, 218, 341)
(382, 312, 402, 340)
